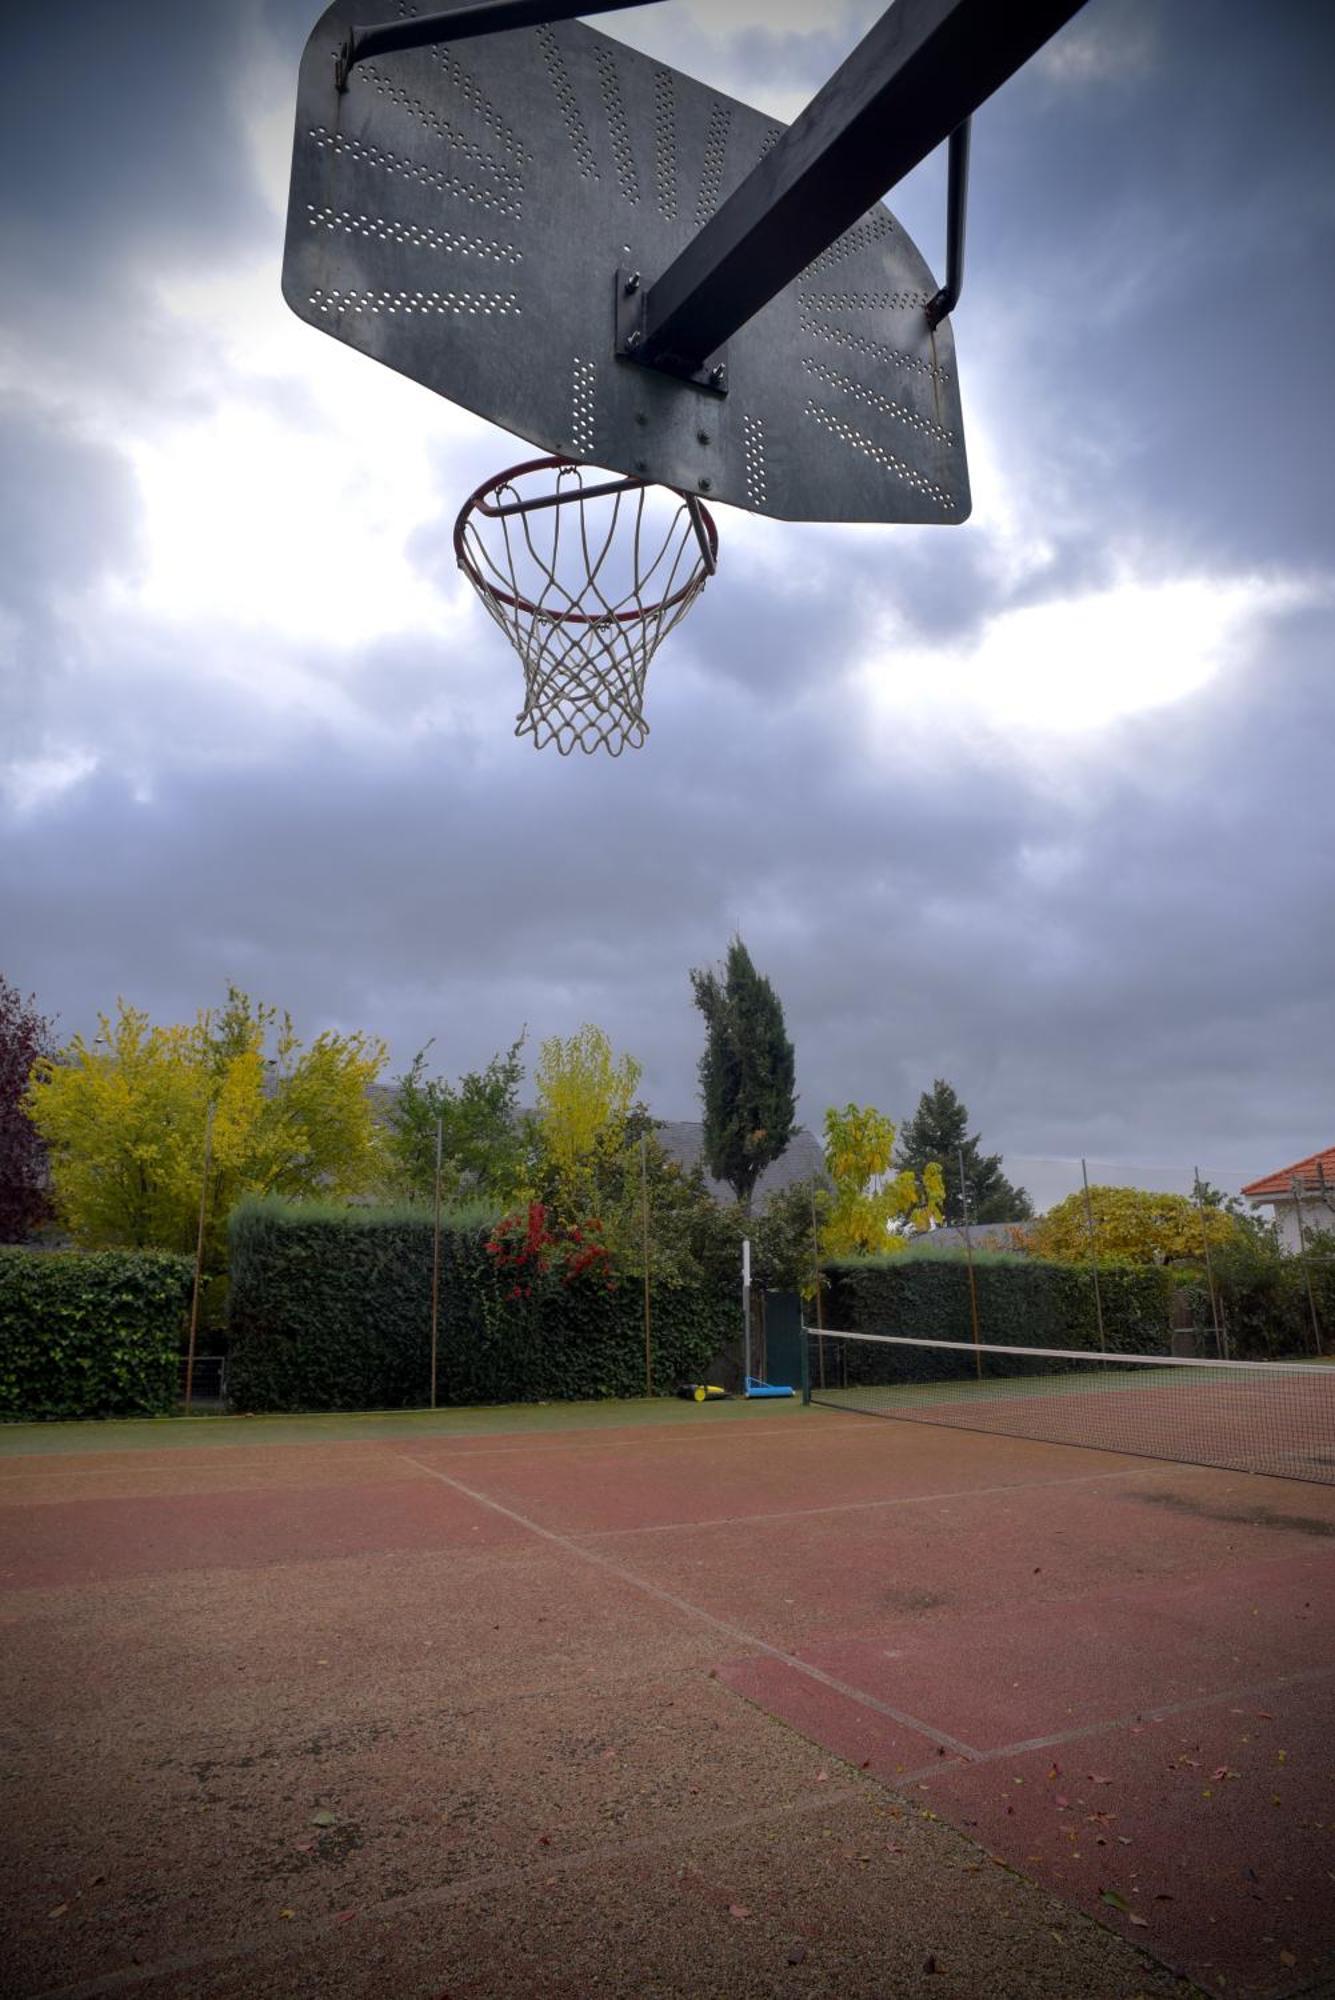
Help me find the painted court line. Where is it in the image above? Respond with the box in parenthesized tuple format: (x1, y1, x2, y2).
(396, 1453, 980, 1759)
(569, 1463, 1177, 1539)
(875, 1662, 1335, 1784)
(33, 1784, 864, 2000)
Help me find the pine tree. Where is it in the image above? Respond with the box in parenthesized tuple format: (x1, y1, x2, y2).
(894, 1079, 1032, 1225)
(689, 938, 797, 1212)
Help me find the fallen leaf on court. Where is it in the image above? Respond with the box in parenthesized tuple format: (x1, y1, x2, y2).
(1129, 1914, 1149, 1928)
(294, 1840, 314, 1853)
(885, 1841, 905, 1855)
(1214, 1767, 1241, 1782)
(1279, 1952, 1296, 1967)
(1088, 1773, 1113, 1785)
(280, 1908, 295, 1920)
(47, 1905, 68, 1919)
(333, 1909, 357, 1925)
(728, 1904, 752, 1920)
(815, 1770, 829, 1783)
(1117, 1837, 1134, 1845)
(310, 1811, 337, 1827)
(787, 1946, 807, 1966)
(1046, 1763, 1062, 1780)
(1100, 1889, 1131, 1913)
(1055, 1795, 1070, 1808)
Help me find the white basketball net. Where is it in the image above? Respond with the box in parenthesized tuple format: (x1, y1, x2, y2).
(455, 459, 717, 755)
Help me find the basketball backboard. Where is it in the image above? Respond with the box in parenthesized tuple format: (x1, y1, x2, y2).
(282, 6, 971, 524)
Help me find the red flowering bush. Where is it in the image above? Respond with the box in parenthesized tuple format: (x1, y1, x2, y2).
(485, 1202, 615, 1297)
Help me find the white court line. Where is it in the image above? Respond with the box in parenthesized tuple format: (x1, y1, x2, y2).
(568, 1463, 1178, 1539)
(397, 1452, 980, 1760)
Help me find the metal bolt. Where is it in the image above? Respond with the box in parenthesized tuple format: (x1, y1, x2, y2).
(698, 477, 712, 492)
(634, 459, 648, 473)
(626, 329, 643, 351)
(696, 430, 710, 447)
(709, 365, 726, 389)
(623, 272, 641, 296)
(635, 412, 648, 427)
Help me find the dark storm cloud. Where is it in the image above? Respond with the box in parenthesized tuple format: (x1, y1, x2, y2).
(2, 0, 1333, 1197)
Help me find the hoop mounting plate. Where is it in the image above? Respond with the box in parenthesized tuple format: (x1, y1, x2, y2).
(283, 7, 970, 524)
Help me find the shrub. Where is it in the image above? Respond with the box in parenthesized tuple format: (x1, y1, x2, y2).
(226, 1197, 732, 1411)
(0, 1248, 192, 1420)
(822, 1250, 1174, 1378)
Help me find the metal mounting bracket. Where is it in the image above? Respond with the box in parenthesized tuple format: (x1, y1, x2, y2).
(615, 271, 729, 396)
(926, 119, 972, 330)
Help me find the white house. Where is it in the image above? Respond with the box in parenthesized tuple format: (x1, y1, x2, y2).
(1240, 1147, 1335, 1251)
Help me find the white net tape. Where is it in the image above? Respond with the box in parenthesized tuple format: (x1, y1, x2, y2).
(455, 458, 717, 755)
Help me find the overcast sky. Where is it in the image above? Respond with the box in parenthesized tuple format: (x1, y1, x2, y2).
(2, 0, 1332, 1212)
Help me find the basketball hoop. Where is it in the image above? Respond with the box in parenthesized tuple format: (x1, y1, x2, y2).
(454, 456, 718, 755)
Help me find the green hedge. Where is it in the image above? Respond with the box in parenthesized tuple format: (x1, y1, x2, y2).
(226, 1198, 734, 1412)
(822, 1252, 1175, 1379)
(0, 1249, 192, 1421)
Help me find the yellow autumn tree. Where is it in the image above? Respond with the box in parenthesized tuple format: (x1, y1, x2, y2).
(25, 989, 387, 1270)
(820, 1102, 945, 1256)
(1023, 1185, 1244, 1265)
(532, 1024, 642, 1218)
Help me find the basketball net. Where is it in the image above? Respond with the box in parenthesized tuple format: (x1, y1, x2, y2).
(454, 457, 718, 755)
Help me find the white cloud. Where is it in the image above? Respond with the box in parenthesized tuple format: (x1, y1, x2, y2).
(2, 750, 99, 815)
(860, 570, 1324, 738)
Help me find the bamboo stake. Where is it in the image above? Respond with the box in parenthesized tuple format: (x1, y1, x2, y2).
(1081, 1158, 1107, 1352)
(184, 1101, 215, 1415)
(958, 1146, 983, 1379)
(641, 1133, 653, 1396)
(1292, 1175, 1323, 1357)
(1193, 1166, 1226, 1359)
(430, 1117, 443, 1408)
(809, 1182, 826, 1388)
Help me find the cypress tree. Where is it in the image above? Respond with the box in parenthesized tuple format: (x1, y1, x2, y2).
(689, 939, 797, 1212)
(895, 1079, 1033, 1225)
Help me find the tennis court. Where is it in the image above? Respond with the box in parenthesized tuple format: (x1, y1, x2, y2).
(3, 1380, 1334, 1999)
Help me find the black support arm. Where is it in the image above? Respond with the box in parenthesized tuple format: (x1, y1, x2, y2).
(637, 0, 1087, 373)
(336, 0, 663, 91)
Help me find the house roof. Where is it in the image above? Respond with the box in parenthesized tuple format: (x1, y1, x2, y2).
(917, 1221, 1030, 1253)
(654, 1122, 829, 1206)
(1240, 1147, 1335, 1202)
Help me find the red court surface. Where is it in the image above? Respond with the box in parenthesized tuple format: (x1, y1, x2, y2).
(2, 1402, 1333, 2000)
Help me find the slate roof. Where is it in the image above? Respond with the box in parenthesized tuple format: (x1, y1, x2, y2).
(912, 1221, 1031, 1253)
(653, 1121, 829, 1206)
(1240, 1147, 1335, 1202)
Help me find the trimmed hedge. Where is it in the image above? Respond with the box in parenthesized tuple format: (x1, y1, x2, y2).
(227, 1198, 734, 1412)
(0, 1249, 192, 1421)
(823, 1252, 1175, 1379)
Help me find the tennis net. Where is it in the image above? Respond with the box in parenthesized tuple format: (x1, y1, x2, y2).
(804, 1329, 1335, 1487)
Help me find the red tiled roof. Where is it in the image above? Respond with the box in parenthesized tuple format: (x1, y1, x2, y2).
(1240, 1147, 1335, 1201)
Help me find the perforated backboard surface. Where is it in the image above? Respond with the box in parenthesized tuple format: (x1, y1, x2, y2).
(283, 7, 970, 524)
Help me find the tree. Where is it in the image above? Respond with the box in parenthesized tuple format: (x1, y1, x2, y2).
(25, 989, 387, 1273)
(532, 1024, 641, 1218)
(894, 1079, 1032, 1224)
(1023, 1185, 1245, 1266)
(690, 938, 797, 1212)
(385, 1035, 527, 1205)
(821, 1102, 944, 1256)
(0, 974, 57, 1242)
